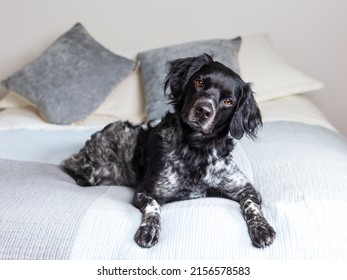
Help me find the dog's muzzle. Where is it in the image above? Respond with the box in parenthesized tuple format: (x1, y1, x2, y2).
(185, 98, 217, 134)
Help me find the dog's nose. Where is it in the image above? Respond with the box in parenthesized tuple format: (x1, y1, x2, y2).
(195, 103, 213, 119)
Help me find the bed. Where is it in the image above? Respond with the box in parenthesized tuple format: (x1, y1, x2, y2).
(0, 23, 346, 260)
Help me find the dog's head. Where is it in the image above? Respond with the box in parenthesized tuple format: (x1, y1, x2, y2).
(164, 54, 262, 140)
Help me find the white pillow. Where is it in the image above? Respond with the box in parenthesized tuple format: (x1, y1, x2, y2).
(239, 33, 324, 102)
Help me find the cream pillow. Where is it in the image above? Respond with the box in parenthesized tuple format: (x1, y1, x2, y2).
(0, 91, 32, 108)
(92, 69, 145, 124)
(239, 33, 324, 102)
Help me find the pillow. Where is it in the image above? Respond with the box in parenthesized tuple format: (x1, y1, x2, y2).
(92, 69, 146, 124)
(239, 33, 324, 102)
(0, 86, 7, 99)
(0, 91, 32, 108)
(0, 70, 146, 125)
(137, 37, 242, 120)
(0, 23, 136, 125)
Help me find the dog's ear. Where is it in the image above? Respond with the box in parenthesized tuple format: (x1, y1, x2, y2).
(164, 54, 213, 103)
(229, 83, 262, 140)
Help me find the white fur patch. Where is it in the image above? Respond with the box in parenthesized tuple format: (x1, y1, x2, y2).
(243, 199, 261, 215)
(143, 202, 161, 216)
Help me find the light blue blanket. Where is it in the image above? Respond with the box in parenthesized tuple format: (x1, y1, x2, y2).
(1, 121, 347, 259)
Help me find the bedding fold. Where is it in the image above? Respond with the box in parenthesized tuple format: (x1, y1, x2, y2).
(0, 159, 111, 259)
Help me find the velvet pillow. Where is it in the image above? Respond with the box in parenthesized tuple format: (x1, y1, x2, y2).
(137, 37, 241, 120)
(1, 23, 136, 125)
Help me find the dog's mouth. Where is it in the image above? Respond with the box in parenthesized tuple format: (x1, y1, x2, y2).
(196, 123, 214, 135)
(183, 118, 215, 135)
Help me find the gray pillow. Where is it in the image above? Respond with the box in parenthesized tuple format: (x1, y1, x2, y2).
(137, 37, 241, 120)
(1, 23, 136, 125)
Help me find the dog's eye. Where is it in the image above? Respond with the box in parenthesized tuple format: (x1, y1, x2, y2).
(223, 98, 233, 106)
(195, 79, 204, 88)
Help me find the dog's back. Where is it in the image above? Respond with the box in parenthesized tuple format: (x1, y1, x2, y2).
(63, 121, 145, 187)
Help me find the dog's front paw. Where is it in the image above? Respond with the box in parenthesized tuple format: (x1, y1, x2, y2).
(248, 216, 276, 248)
(134, 224, 160, 248)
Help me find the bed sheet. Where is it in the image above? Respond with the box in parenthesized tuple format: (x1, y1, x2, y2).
(1, 121, 347, 259)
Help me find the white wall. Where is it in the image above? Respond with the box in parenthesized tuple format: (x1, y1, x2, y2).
(1, 0, 346, 135)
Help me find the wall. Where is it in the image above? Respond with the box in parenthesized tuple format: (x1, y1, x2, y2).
(1, 0, 346, 135)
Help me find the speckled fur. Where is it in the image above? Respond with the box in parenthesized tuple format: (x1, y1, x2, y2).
(64, 54, 276, 249)
(64, 121, 142, 187)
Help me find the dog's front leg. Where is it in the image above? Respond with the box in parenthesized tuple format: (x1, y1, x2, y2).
(236, 184, 276, 248)
(218, 171, 276, 248)
(134, 192, 161, 248)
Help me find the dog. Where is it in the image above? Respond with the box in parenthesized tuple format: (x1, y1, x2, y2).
(64, 54, 276, 248)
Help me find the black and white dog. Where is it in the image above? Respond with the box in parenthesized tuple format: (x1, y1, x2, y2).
(64, 54, 276, 248)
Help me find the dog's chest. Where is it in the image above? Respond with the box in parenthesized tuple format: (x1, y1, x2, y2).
(204, 151, 236, 186)
(152, 147, 235, 202)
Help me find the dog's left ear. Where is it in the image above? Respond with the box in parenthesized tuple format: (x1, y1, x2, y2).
(229, 83, 262, 140)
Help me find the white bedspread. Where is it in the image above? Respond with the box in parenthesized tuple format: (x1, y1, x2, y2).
(1, 121, 346, 260)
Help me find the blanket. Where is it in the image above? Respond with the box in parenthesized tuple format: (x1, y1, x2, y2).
(0, 121, 346, 259)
